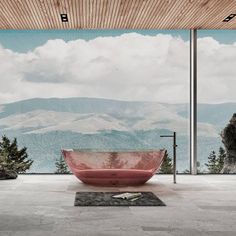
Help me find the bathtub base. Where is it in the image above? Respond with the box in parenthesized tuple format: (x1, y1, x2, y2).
(74, 169, 153, 186)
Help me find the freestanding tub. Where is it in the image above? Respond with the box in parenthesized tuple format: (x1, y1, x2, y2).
(62, 149, 166, 186)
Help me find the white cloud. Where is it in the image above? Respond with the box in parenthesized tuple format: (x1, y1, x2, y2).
(197, 37, 236, 103)
(0, 33, 235, 104)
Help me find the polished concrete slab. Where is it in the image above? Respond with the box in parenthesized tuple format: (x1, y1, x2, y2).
(0, 175, 236, 236)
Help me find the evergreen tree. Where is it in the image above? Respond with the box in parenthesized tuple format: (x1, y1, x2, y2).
(0, 135, 33, 173)
(217, 146, 226, 173)
(55, 155, 70, 174)
(159, 151, 173, 174)
(205, 147, 226, 174)
(0, 151, 20, 179)
(205, 150, 218, 173)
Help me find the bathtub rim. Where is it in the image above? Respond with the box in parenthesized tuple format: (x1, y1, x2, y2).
(61, 148, 167, 154)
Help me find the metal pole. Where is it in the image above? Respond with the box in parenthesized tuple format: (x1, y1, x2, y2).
(173, 132, 177, 183)
(190, 29, 197, 175)
(160, 132, 177, 184)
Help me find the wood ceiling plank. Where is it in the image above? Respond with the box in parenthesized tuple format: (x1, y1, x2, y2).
(88, 0, 92, 28)
(157, 0, 188, 28)
(82, 0, 88, 28)
(191, 0, 228, 29)
(93, 0, 98, 28)
(103, 0, 113, 28)
(109, 0, 120, 29)
(30, 0, 48, 29)
(110, 0, 121, 29)
(0, 1, 19, 29)
(7, 0, 31, 29)
(136, 0, 159, 29)
(118, 0, 133, 28)
(132, 0, 152, 29)
(205, 1, 236, 29)
(125, 0, 145, 29)
(93, 0, 101, 28)
(0, 13, 11, 29)
(150, 0, 169, 28)
(142, 0, 167, 29)
(60, 0, 71, 29)
(25, 0, 44, 29)
(33, 0, 52, 29)
(133, 0, 155, 29)
(44, 0, 60, 29)
(23, 0, 42, 29)
(0, 0, 27, 29)
(74, 0, 83, 29)
(100, 0, 109, 28)
(67, 0, 75, 28)
(15, 0, 37, 29)
(49, 0, 67, 29)
(115, 0, 126, 29)
(172, 0, 203, 29)
(148, 0, 180, 29)
(180, 0, 222, 29)
(0, 0, 236, 29)
(78, 0, 84, 28)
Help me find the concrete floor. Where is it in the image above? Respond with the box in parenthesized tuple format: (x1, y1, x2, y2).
(0, 175, 236, 236)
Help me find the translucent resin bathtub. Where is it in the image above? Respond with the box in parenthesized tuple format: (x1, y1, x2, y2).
(62, 149, 166, 186)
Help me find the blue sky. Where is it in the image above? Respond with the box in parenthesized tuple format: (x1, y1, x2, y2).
(0, 29, 235, 53)
(0, 30, 187, 52)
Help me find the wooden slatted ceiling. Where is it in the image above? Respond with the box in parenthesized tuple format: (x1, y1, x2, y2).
(0, 0, 236, 29)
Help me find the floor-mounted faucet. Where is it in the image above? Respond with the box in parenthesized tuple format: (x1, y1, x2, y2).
(160, 132, 177, 184)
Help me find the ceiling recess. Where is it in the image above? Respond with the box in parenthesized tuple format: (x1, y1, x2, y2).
(223, 14, 236, 22)
(60, 14, 68, 23)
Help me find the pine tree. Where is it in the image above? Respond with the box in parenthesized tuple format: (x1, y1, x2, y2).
(55, 155, 70, 174)
(205, 147, 226, 174)
(0, 151, 19, 179)
(0, 135, 33, 173)
(159, 151, 173, 174)
(205, 150, 218, 173)
(217, 146, 226, 173)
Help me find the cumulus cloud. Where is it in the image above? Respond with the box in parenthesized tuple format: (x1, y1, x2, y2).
(197, 37, 236, 103)
(0, 33, 235, 104)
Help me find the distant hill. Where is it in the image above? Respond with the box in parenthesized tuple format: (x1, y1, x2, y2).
(0, 97, 218, 136)
(0, 97, 234, 172)
(177, 102, 236, 128)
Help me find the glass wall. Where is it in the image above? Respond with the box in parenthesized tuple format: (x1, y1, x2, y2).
(197, 30, 236, 173)
(0, 30, 190, 173)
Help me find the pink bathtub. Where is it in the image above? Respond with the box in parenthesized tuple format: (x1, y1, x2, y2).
(62, 149, 166, 186)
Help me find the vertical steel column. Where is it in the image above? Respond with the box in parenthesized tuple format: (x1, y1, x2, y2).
(173, 132, 177, 183)
(190, 29, 198, 175)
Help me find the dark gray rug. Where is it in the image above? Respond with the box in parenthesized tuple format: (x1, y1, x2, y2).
(74, 192, 166, 206)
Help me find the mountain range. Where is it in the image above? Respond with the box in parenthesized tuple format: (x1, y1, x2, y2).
(0, 97, 235, 172)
